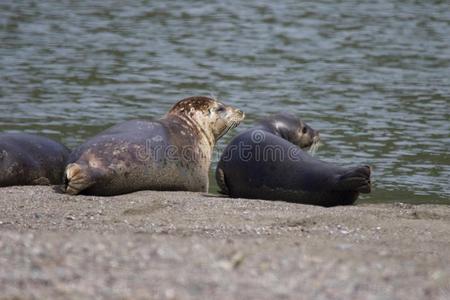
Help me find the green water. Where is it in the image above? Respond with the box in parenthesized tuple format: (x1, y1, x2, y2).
(1, 0, 449, 203)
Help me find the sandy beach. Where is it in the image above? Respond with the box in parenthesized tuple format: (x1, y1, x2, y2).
(0, 186, 449, 299)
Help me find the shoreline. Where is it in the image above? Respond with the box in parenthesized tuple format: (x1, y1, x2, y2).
(1, 186, 449, 299)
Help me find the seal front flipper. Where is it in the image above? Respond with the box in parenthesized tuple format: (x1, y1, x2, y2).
(64, 163, 105, 195)
(215, 165, 229, 195)
(334, 165, 371, 193)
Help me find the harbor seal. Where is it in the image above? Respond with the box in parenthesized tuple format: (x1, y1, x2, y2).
(215, 112, 371, 206)
(64, 96, 245, 196)
(0, 133, 70, 187)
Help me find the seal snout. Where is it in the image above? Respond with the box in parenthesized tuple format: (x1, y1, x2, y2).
(231, 109, 245, 129)
(236, 109, 245, 119)
(227, 106, 245, 122)
(232, 109, 245, 126)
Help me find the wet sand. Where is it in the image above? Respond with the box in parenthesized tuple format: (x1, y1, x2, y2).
(0, 186, 449, 299)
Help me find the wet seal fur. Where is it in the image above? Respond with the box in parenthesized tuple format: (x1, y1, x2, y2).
(64, 96, 244, 196)
(0, 133, 70, 187)
(216, 112, 371, 207)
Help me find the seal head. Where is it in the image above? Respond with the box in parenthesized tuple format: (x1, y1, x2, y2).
(167, 96, 245, 146)
(256, 112, 320, 150)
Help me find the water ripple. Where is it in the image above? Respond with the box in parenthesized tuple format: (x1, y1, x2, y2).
(1, 0, 449, 202)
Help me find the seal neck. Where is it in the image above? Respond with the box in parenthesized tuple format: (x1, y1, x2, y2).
(167, 113, 215, 148)
(255, 122, 284, 139)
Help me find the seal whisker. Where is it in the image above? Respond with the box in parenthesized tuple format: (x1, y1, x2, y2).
(309, 141, 321, 156)
(217, 120, 238, 141)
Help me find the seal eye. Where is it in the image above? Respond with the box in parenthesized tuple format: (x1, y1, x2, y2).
(302, 127, 308, 134)
(216, 106, 226, 113)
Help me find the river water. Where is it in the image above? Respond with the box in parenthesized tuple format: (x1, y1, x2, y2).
(1, 0, 449, 203)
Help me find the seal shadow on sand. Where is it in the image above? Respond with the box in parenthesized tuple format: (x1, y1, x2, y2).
(122, 193, 218, 216)
(122, 201, 171, 216)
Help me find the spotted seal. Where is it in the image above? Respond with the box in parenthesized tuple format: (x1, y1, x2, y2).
(64, 96, 244, 195)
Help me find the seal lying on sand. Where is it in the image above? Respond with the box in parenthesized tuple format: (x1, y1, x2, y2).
(216, 113, 371, 206)
(0, 133, 70, 187)
(65, 96, 244, 196)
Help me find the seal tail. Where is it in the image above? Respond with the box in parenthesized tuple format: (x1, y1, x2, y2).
(64, 163, 95, 195)
(335, 165, 371, 193)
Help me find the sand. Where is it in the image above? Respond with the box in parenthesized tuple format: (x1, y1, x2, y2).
(0, 186, 449, 299)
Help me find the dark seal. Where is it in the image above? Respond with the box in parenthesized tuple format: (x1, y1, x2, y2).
(64, 96, 245, 196)
(215, 112, 371, 206)
(0, 133, 70, 187)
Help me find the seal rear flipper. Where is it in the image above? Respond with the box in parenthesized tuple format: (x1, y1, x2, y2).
(335, 165, 371, 194)
(64, 163, 97, 195)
